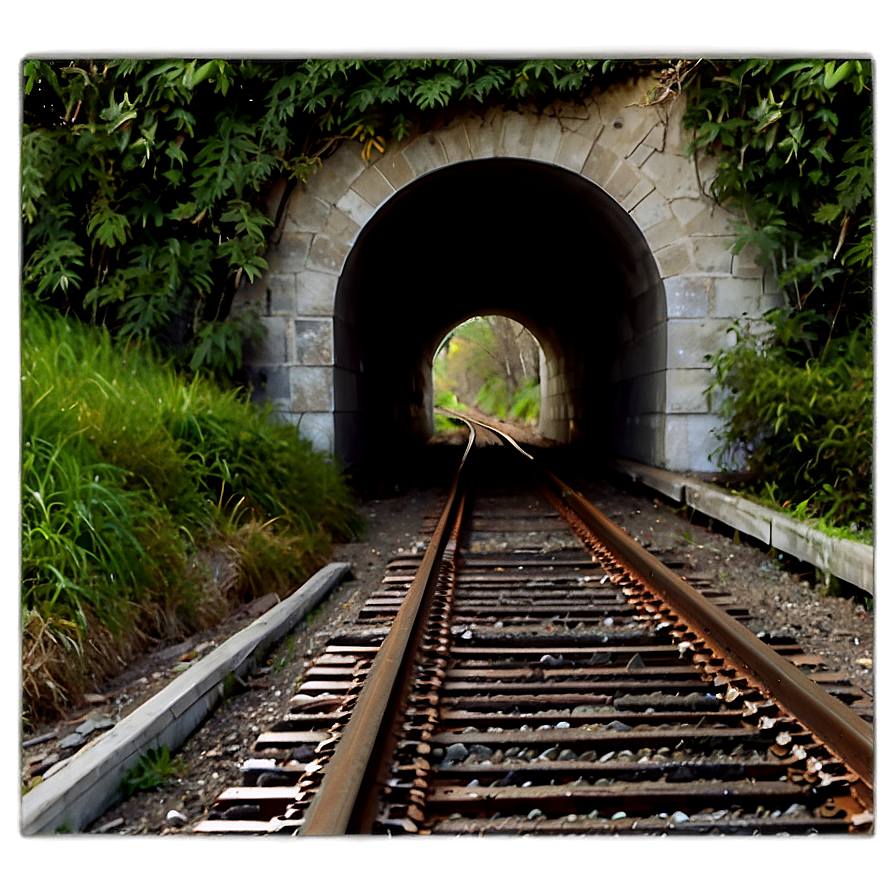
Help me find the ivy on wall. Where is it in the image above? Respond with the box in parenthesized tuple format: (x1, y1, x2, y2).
(21, 58, 639, 377)
(679, 58, 872, 335)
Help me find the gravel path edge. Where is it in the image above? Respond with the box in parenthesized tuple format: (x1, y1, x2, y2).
(21, 562, 351, 835)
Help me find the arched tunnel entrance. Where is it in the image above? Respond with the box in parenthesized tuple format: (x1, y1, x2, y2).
(333, 158, 667, 471)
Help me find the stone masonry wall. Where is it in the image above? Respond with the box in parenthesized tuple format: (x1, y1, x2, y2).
(232, 78, 783, 470)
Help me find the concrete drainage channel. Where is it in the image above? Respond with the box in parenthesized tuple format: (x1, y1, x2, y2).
(606, 458, 873, 596)
(21, 562, 350, 835)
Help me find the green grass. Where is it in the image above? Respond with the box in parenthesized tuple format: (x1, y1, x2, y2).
(21, 307, 361, 723)
(119, 745, 186, 798)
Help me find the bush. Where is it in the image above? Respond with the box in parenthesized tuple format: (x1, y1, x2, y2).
(21, 307, 361, 722)
(706, 308, 872, 531)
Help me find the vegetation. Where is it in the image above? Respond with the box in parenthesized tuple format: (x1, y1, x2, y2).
(676, 59, 873, 530)
(19, 56, 874, 720)
(21, 58, 638, 377)
(434, 316, 541, 428)
(21, 307, 360, 723)
(705, 308, 872, 532)
(119, 745, 186, 798)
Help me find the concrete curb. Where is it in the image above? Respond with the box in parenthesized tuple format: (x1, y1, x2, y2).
(605, 458, 873, 596)
(21, 562, 351, 835)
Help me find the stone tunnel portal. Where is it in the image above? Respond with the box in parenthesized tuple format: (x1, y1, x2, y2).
(333, 158, 667, 471)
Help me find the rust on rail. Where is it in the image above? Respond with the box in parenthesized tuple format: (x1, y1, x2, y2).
(536, 465, 874, 799)
(299, 424, 475, 835)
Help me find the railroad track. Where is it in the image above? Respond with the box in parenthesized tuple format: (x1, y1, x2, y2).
(194, 416, 873, 836)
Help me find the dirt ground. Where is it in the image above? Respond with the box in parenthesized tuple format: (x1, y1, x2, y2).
(21, 431, 874, 836)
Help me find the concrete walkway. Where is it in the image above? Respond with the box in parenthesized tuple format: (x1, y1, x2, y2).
(606, 458, 873, 596)
(21, 562, 350, 835)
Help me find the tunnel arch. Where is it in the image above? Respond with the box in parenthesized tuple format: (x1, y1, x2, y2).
(234, 81, 782, 472)
(332, 156, 666, 468)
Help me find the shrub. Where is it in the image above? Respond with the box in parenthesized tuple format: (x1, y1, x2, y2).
(21, 307, 361, 722)
(706, 308, 872, 531)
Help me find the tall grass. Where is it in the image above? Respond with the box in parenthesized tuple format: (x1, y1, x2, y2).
(21, 307, 360, 723)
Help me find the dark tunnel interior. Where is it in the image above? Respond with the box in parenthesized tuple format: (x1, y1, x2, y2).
(333, 157, 664, 472)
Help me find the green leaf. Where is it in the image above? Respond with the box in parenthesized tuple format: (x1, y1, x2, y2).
(823, 60, 853, 89)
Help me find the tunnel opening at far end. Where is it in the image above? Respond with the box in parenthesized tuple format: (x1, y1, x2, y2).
(432, 315, 545, 435)
(333, 157, 666, 476)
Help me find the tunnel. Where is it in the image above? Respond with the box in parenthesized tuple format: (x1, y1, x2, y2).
(332, 157, 667, 471)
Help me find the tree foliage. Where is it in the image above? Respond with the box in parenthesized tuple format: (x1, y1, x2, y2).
(679, 59, 874, 530)
(434, 316, 541, 426)
(21, 57, 632, 376)
(681, 58, 872, 336)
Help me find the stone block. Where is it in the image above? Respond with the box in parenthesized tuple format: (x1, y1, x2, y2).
(289, 365, 334, 413)
(554, 130, 594, 173)
(731, 242, 767, 278)
(596, 108, 656, 159)
(628, 188, 671, 232)
(243, 317, 286, 366)
(319, 206, 360, 245)
(711, 277, 763, 318)
(692, 235, 735, 273)
(465, 108, 503, 158)
(296, 412, 336, 455)
(376, 151, 416, 190)
(306, 233, 351, 275)
(667, 319, 732, 369)
(293, 318, 333, 365)
(601, 161, 642, 204)
(266, 232, 312, 276)
(760, 289, 786, 313)
(323, 142, 368, 187)
(556, 101, 603, 144)
(295, 270, 338, 316)
(665, 367, 713, 414)
(500, 111, 536, 158)
(529, 114, 563, 163)
(302, 163, 353, 206)
(268, 273, 297, 314)
(664, 275, 711, 319)
(687, 414, 720, 471)
(650, 97, 687, 155)
(245, 364, 290, 405)
(335, 188, 377, 228)
(402, 133, 449, 176)
(622, 180, 657, 216)
(641, 119, 670, 153)
(641, 214, 687, 253)
(654, 239, 693, 279)
(640, 151, 701, 200)
(581, 143, 621, 188)
(626, 142, 655, 169)
(352, 166, 396, 208)
(285, 193, 331, 234)
(435, 119, 474, 163)
(663, 415, 689, 471)
(670, 197, 734, 236)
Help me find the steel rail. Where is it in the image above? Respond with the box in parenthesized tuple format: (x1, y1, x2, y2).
(533, 465, 874, 799)
(299, 423, 476, 835)
(430, 411, 873, 798)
